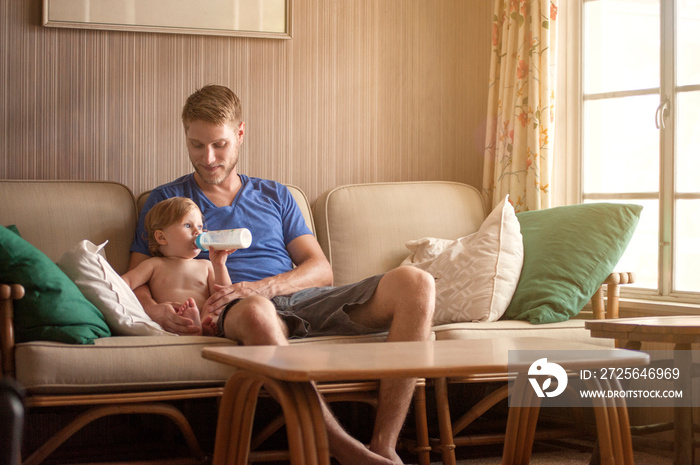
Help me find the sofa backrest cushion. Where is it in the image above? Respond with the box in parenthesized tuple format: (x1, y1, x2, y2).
(0, 180, 137, 275)
(314, 182, 486, 286)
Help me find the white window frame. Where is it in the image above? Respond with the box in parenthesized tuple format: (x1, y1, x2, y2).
(555, 0, 700, 314)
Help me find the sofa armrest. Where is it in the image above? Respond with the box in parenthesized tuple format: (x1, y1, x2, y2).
(1, 284, 24, 378)
(591, 272, 635, 320)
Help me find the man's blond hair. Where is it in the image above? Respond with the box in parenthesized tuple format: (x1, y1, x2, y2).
(181, 85, 242, 129)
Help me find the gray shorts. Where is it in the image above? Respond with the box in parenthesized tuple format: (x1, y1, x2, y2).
(216, 274, 384, 339)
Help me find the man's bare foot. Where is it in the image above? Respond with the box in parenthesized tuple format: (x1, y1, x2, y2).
(330, 439, 399, 465)
(328, 422, 402, 465)
(178, 298, 202, 335)
(370, 436, 404, 463)
(331, 441, 401, 465)
(371, 446, 403, 464)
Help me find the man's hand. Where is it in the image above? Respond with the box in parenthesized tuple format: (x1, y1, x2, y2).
(203, 235, 333, 318)
(205, 281, 270, 315)
(145, 301, 201, 335)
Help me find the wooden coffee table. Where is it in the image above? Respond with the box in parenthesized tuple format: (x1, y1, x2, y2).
(202, 337, 649, 465)
(587, 315, 700, 465)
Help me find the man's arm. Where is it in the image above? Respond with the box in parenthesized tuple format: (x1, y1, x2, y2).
(128, 252, 200, 335)
(205, 234, 333, 313)
(259, 234, 333, 295)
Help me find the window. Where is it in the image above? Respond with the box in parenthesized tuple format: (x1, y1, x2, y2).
(580, 0, 700, 302)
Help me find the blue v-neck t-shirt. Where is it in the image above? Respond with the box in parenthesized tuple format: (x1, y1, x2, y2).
(130, 174, 313, 284)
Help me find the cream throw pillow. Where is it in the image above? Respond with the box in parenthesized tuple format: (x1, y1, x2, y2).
(402, 196, 523, 324)
(58, 240, 173, 336)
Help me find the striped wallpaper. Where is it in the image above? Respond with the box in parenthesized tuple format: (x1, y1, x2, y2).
(1, 0, 490, 203)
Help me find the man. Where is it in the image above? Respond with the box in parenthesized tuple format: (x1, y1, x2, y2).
(129, 85, 435, 465)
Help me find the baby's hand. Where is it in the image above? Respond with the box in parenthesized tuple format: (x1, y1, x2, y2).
(208, 248, 236, 265)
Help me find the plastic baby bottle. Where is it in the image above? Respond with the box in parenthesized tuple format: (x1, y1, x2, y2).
(195, 228, 252, 250)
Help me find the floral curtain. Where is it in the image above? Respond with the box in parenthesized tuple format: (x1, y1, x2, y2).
(482, 0, 558, 212)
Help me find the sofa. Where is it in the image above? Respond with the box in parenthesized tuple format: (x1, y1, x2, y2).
(0, 179, 636, 464)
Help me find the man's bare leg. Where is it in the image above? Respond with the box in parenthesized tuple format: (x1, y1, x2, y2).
(222, 296, 400, 465)
(347, 267, 436, 462)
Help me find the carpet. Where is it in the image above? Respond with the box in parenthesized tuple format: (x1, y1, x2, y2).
(452, 448, 672, 464)
(424, 439, 673, 465)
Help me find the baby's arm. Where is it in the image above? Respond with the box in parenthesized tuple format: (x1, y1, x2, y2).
(207, 249, 234, 292)
(202, 250, 234, 334)
(121, 259, 156, 290)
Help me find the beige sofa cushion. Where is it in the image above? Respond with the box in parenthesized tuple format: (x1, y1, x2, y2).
(14, 332, 393, 395)
(15, 336, 238, 394)
(314, 181, 486, 286)
(432, 319, 613, 347)
(0, 180, 136, 274)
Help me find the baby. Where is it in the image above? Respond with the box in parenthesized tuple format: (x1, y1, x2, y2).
(122, 197, 235, 335)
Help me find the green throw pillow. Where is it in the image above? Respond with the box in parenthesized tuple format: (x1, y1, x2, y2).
(0, 225, 111, 343)
(503, 203, 642, 324)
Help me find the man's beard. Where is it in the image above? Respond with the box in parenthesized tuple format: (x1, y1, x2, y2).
(193, 159, 237, 185)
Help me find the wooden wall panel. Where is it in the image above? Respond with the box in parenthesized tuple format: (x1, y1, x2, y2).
(0, 0, 491, 203)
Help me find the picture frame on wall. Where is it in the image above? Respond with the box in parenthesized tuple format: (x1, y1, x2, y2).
(43, 0, 292, 39)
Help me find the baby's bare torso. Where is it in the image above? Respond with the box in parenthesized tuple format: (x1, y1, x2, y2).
(148, 257, 212, 309)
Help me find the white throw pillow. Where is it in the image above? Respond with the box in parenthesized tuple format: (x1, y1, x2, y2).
(402, 196, 524, 324)
(401, 237, 454, 270)
(57, 240, 173, 336)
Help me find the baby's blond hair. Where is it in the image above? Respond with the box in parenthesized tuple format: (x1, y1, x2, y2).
(145, 197, 202, 257)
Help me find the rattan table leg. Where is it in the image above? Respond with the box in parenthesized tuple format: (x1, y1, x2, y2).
(674, 343, 693, 465)
(434, 377, 457, 465)
(586, 377, 634, 465)
(502, 374, 542, 465)
(212, 371, 330, 465)
(212, 372, 262, 465)
(412, 382, 433, 465)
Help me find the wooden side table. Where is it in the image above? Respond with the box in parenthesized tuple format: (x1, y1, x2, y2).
(203, 337, 648, 465)
(587, 315, 700, 465)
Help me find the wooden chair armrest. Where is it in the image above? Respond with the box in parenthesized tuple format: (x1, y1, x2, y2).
(1, 283, 25, 378)
(591, 272, 635, 320)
